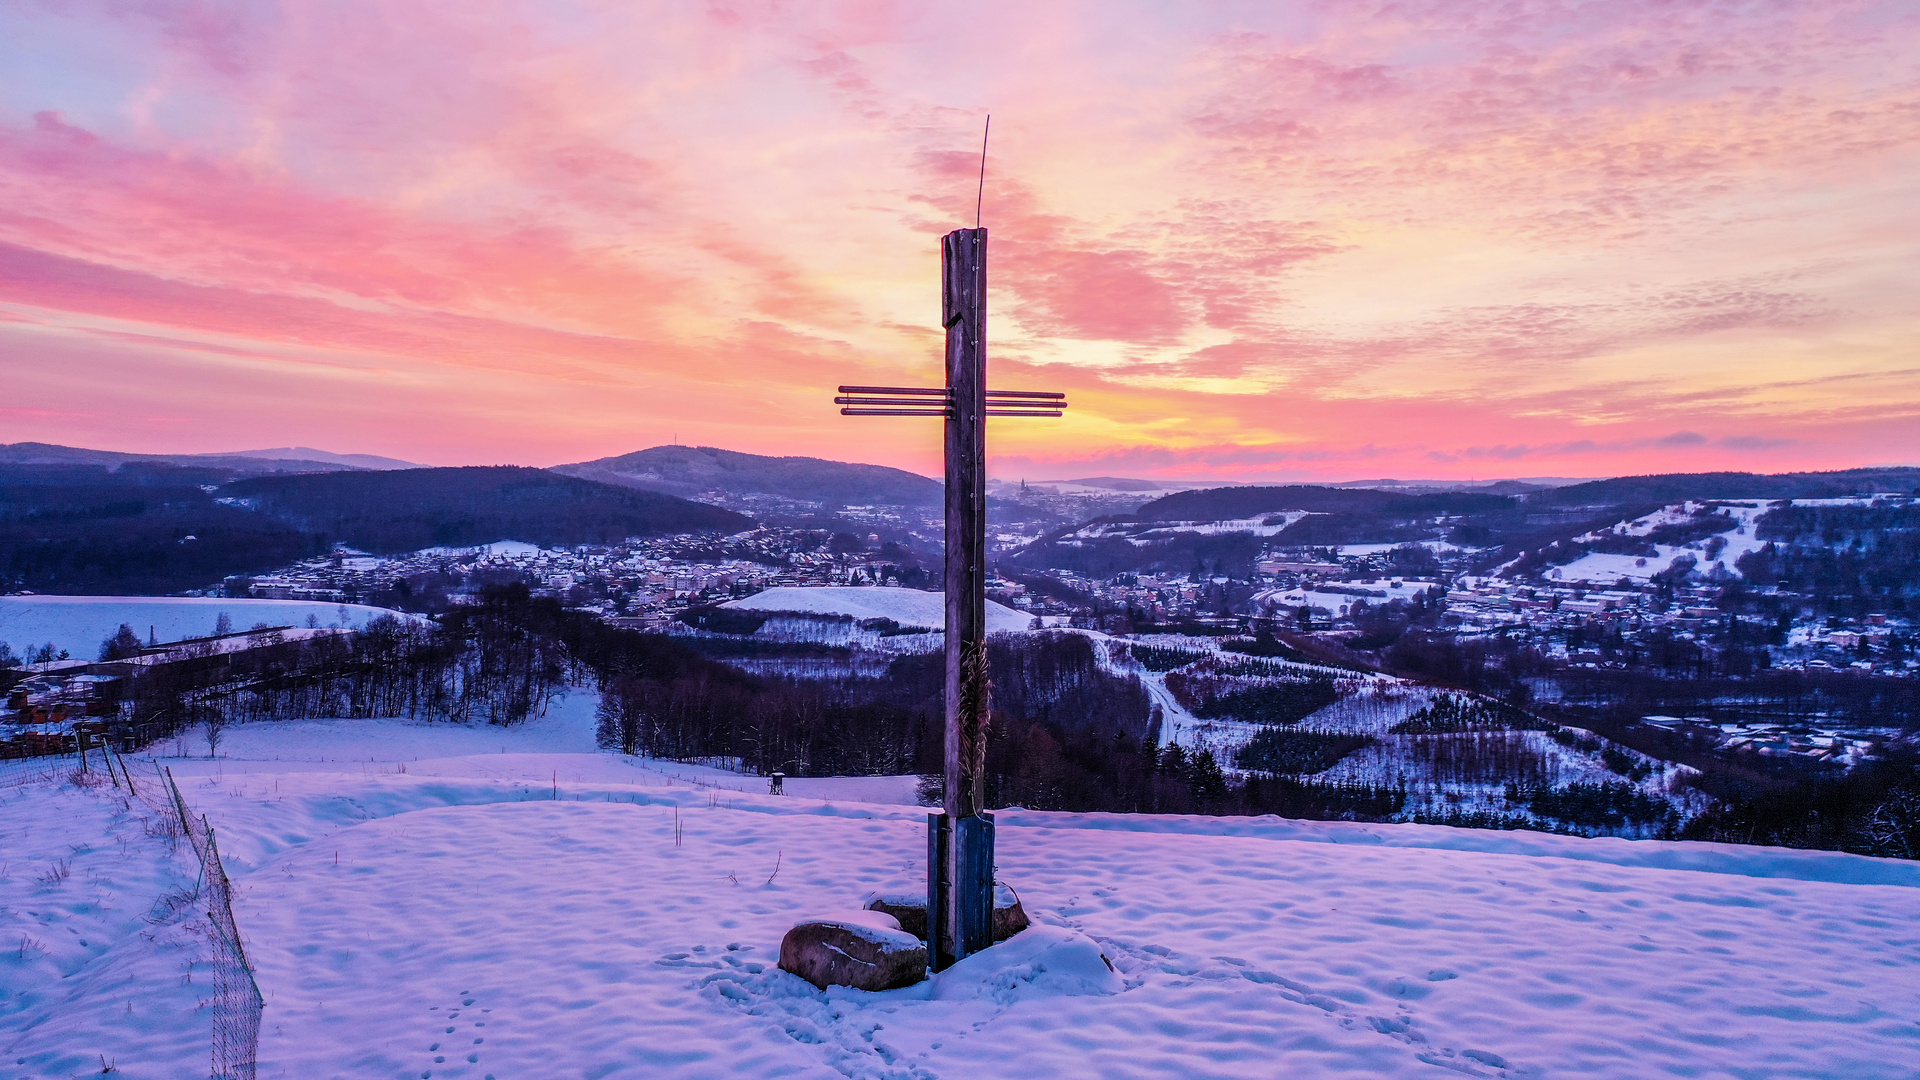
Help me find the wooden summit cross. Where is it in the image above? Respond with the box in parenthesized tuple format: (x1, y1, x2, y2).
(835, 227, 1066, 970)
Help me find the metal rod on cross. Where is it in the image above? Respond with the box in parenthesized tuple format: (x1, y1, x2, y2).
(834, 227, 1066, 969)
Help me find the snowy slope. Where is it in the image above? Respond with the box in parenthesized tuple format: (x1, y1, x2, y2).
(0, 596, 413, 660)
(722, 586, 1032, 634)
(8, 709, 1917, 1079)
(1550, 500, 1774, 585)
(1067, 512, 1312, 543)
(1252, 580, 1430, 617)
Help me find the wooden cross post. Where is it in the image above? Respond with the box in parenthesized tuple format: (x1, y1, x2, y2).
(835, 227, 1066, 969)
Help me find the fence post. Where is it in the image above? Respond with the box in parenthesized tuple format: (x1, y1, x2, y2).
(165, 767, 194, 837)
(114, 746, 139, 798)
(98, 731, 122, 790)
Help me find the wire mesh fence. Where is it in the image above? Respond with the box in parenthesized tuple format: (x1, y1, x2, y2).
(1, 711, 190, 786)
(0, 727, 116, 789)
(0, 744, 72, 788)
(165, 766, 264, 1080)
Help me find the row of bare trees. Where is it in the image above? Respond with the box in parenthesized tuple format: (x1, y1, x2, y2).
(593, 630, 1152, 780)
(122, 592, 577, 746)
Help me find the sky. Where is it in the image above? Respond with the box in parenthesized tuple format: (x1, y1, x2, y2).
(2, 0, 1917, 483)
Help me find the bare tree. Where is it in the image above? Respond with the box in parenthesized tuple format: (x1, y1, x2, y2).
(205, 710, 228, 759)
(1863, 789, 1920, 860)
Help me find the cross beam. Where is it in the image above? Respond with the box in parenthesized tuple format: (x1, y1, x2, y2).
(835, 387, 1067, 417)
(836, 227, 1064, 970)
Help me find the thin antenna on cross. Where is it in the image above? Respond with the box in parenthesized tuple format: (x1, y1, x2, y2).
(976, 115, 991, 229)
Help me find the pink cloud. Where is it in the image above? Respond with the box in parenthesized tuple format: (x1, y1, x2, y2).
(0, 0, 1914, 478)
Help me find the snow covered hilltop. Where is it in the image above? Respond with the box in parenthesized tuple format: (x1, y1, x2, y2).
(7, 714, 1918, 1078)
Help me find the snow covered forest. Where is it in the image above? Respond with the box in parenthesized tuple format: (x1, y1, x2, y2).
(65, 582, 1908, 855)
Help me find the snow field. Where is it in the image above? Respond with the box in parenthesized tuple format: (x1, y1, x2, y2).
(1553, 500, 1773, 585)
(109, 714, 1920, 1079)
(1253, 582, 1434, 618)
(719, 587, 1031, 635)
(1, 771, 209, 1079)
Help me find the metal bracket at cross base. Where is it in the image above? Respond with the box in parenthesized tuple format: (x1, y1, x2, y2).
(835, 227, 1065, 970)
(926, 810, 994, 971)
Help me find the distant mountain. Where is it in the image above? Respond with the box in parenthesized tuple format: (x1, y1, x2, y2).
(0, 463, 750, 595)
(553, 446, 942, 507)
(1529, 467, 1920, 507)
(1011, 485, 1521, 576)
(0, 442, 366, 477)
(1136, 467, 1920, 522)
(1010, 467, 1920, 579)
(205, 447, 419, 470)
(226, 466, 751, 553)
(1325, 477, 1589, 494)
(1056, 477, 1210, 493)
(1136, 485, 1514, 521)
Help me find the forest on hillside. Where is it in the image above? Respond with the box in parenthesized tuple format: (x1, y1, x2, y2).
(1737, 502, 1920, 616)
(0, 464, 323, 594)
(1012, 469, 1920, 578)
(226, 466, 749, 552)
(0, 464, 749, 594)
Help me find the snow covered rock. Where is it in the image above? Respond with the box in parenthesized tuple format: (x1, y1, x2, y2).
(992, 883, 1031, 942)
(779, 910, 928, 991)
(860, 881, 1031, 944)
(862, 889, 930, 940)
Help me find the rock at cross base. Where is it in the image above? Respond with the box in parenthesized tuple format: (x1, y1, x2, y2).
(861, 881, 1030, 945)
(778, 911, 927, 991)
(862, 889, 928, 941)
(991, 882, 1031, 942)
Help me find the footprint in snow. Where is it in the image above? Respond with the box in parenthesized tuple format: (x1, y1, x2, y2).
(420, 989, 491, 1078)
(694, 965, 936, 1080)
(1105, 940, 1535, 1074)
(657, 942, 766, 974)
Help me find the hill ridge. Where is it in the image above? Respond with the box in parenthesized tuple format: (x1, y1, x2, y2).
(227, 465, 751, 553)
(553, 445, 941, 507)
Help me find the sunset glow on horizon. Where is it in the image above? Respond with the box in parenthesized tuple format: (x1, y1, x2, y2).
(3, 1, 1918, 483)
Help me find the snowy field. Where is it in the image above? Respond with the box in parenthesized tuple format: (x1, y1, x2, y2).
(7, 698, 1920, 1079)
(721, 586, 1032, 634)
(1253, 582, 1431, 618)
(1551, 500, 1773, 586)
(0, 596, 412, 660)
